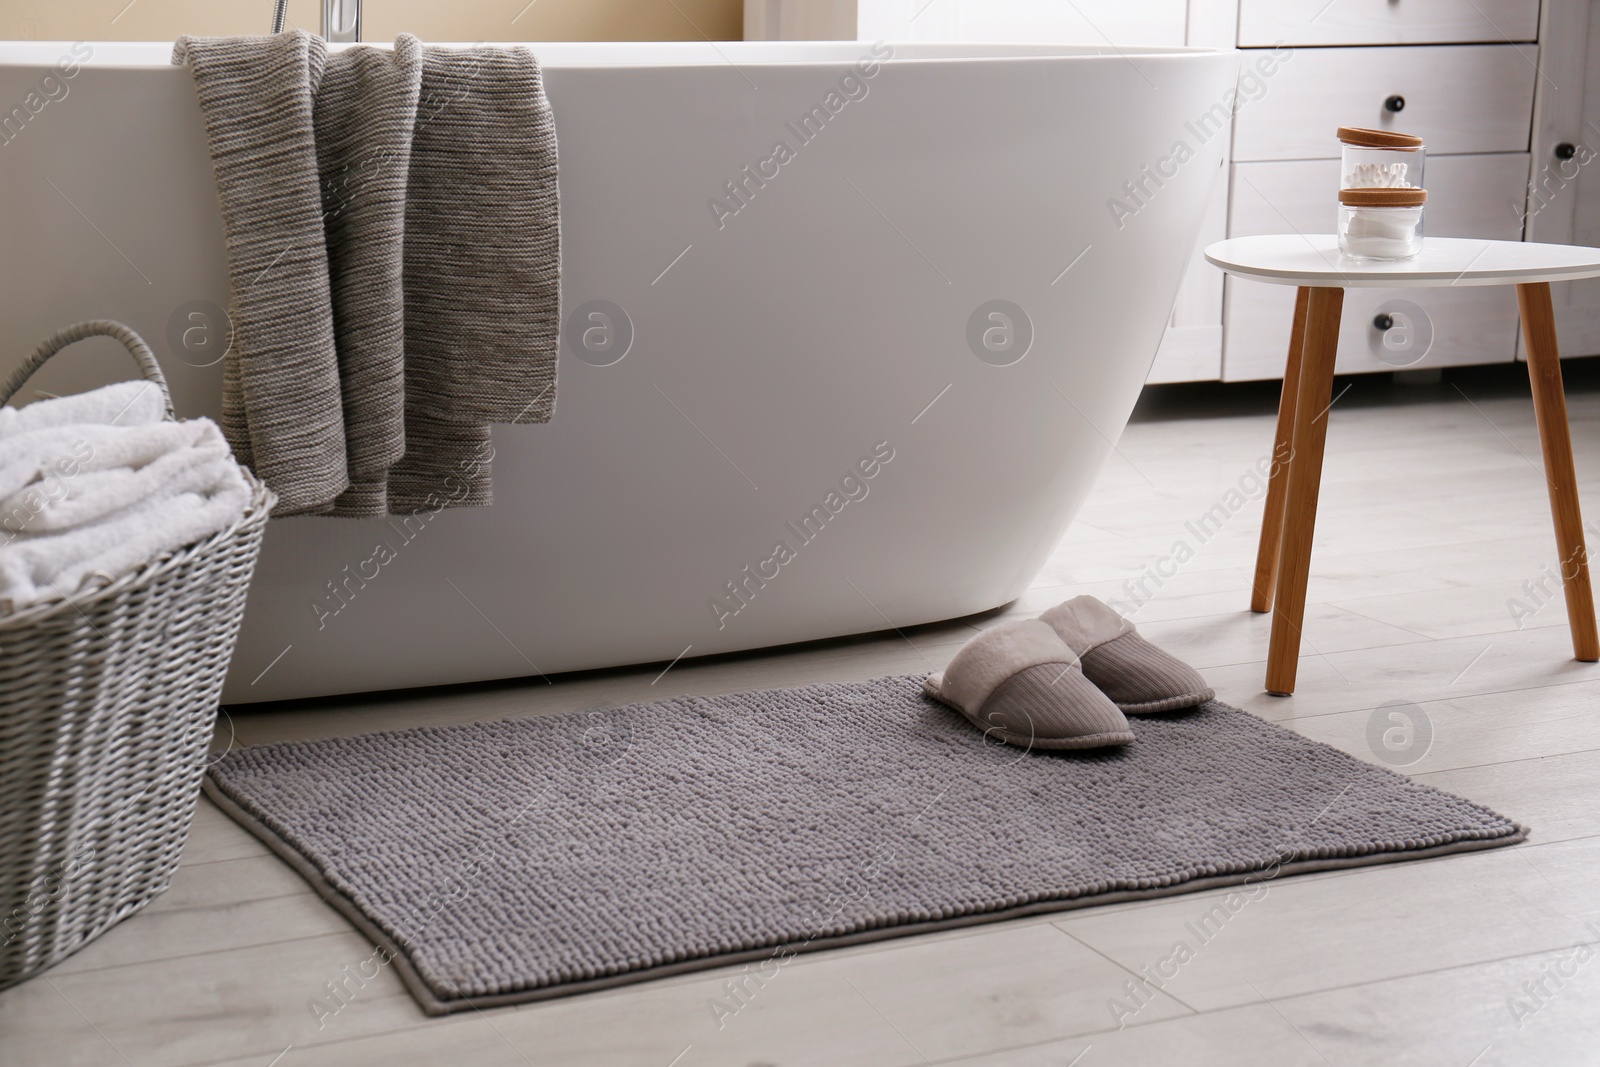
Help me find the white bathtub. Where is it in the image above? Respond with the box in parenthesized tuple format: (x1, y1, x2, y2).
(0, 39, 1236, 702)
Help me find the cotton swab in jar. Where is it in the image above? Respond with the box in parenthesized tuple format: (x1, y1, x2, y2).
(1346, 161, 1414, 189)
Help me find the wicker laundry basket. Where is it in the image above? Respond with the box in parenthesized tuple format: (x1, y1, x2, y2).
(0, 320, 274, 989)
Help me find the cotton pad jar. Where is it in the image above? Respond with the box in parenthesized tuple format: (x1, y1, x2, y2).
(1339, 186, 1427, 260)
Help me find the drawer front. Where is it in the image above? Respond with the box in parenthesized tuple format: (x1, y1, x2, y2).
(1239, 0, 1539, 48)
(1223, 283, 1520, 380)
(1222, 155, 1529, 380)
(1233, 45, 1536, 161)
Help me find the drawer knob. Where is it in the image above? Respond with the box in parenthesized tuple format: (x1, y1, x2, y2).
(1556, 142, 1578, 160)
(1384, 95, 1406, 113)
(1373, 313, 1395, 331)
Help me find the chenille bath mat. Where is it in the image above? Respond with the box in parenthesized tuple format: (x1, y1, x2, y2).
(204, 676, 1525, 1014)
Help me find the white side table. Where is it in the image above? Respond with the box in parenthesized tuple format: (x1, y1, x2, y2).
(1205, 235, 1600, 695)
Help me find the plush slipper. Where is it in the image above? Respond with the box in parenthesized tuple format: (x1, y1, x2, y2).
(924, 619, 1134, 750)
(1038, 596, 1214, 714)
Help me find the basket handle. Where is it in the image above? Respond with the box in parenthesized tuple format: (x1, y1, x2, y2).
(1, 320, 175, 418)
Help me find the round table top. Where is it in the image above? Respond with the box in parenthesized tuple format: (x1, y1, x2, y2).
(1205, 235, 1600, 288)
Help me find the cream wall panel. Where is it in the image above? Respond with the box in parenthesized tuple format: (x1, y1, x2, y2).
(0, 0, 742, 43)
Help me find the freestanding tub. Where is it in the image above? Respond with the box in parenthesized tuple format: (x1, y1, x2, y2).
(0, 40, 1236, 702)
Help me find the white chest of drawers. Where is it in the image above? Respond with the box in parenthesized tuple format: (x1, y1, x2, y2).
(747, 0, 1596, 384)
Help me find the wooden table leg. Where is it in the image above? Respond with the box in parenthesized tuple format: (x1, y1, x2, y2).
(1252, 286, 1311, 613)
(1516, 281, 1600, 662)
(1266, 286, 1344, 696)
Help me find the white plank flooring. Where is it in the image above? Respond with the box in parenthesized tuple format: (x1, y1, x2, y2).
(4, 361, 1599, 1066)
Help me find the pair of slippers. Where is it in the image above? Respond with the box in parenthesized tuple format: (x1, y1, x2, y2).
(925, 596, 1212, 750)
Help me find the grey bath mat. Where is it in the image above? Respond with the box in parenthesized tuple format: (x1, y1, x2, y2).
(205, 676, 1525, 1014)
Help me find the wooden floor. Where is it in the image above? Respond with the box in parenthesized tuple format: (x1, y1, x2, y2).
(6, 361, 1600, 1067)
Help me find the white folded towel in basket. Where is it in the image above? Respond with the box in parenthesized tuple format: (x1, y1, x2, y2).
(0, 420, 232, 530)
(0, 379, 166, 436)
(0, 383, 249, 612)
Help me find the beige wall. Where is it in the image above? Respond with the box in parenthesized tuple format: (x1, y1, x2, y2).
(0, 0, 742, 42)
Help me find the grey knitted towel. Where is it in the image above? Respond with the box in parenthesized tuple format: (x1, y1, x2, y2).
(388, 44, 560, 512)
(313, 34, 421, 516)
(172, 33, 347, 515)
(173, 33, 559, 517)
